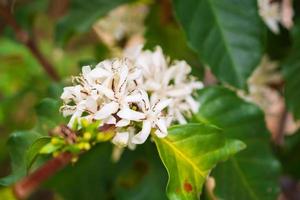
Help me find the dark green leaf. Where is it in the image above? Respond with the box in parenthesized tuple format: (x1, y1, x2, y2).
(282, 23, 300, 119)
(154, 123, 245, 199)
(195, 86, 281, 200)
(172, 0, 265, 88)
(277, 132, 300, 179)
(34, 98, 66, 134)
(46, 142, 168, 200)
(35, 98, 62, 121)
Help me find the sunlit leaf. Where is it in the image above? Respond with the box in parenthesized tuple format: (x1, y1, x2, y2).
(154, 123, 245, 199)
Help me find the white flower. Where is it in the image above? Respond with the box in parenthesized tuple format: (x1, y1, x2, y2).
(125, 46, 203, 124)
(60, 85, 97, 127)
(112, 127, 136, 150)
(258, 0, 281, 34)
(61, 59, 142, 128)
(60, 45, 203, 149)
(92, 59, 142, 125)
(118, 90, 171, 144)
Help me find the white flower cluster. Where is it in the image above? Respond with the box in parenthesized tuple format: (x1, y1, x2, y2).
(60, 46, 203, 149)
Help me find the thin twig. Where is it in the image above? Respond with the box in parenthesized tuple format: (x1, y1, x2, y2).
(0, 4, 60, 81)
(12, 123, 115, 199)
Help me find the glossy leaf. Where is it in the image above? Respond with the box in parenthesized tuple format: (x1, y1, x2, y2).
(154, 123, 245, 199)
(172, 0, 265, 88)
(56, 0, 133, 45)
(195, 86, 281, 200)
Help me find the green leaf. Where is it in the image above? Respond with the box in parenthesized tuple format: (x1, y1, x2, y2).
(195, 86, 281, 200)
(282, 23, 300, 119)
(46, 142, 168, 200)
(0, 130, 42, 186)
(172, 0, 265, 88)
(25, 136, 50, 171)
(154, 123, 245, 199)
(277, 132, 300, 179)
(34, 98, 66, 134)
(35, 98, 63, 122)
(55, 0, 133, 45)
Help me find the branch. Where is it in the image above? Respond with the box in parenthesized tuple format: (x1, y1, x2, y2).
(12, 123, 115, 199)
(0, 4, 60, 82)
(13, 152, 72, 200)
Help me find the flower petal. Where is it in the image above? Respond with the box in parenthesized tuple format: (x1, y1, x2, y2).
(139, 90, 150, 110)
(185, 96, 199, 113)
(128, 67, 142, 81)
(124, 44, 143, 59)
(82, 65, 91, 76)
(67, 109, 83, 128)
(61, 105, 76, 117)
(132, 120, 151, 144)
(103, 115, 116, 124)
(175, 109, 187, 124)
(61, 85, 82, 101)
(90, 67, 111, 78)
(125, 93, 142, 103)
(155, 118, 168, 135)
(112, 132, 129, 147)
(153, 99, 172, 114)
(118, 62, 129, 88)
(94, 101, 119, 119)
(85, 97, 97, 113)
(95, 85, 114, 99)
(155, 129, 168, 138)
(117, 107, 145, 121)
(116, 119, 130, 127)
(166, 87, 191, 97)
